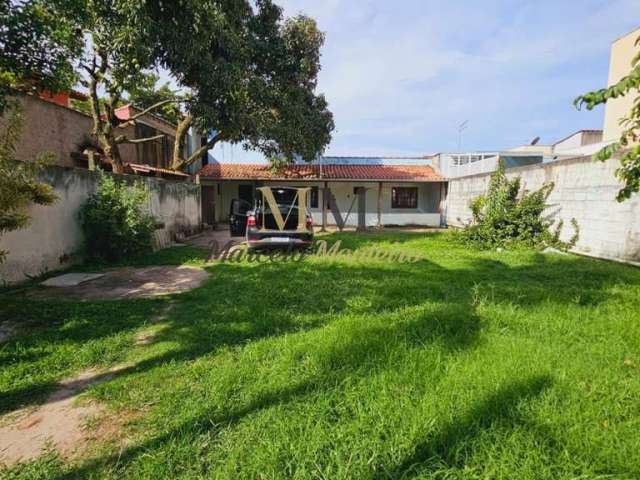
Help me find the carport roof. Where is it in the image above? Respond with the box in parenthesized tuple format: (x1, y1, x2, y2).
(197, 163, 444, 182)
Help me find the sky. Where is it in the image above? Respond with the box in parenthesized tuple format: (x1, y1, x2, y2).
(212, 0, 640, 163)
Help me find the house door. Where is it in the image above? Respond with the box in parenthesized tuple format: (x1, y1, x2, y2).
(201, 186, 216, 226)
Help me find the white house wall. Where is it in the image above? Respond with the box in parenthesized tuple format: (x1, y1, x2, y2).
(207, 180, 443, 227)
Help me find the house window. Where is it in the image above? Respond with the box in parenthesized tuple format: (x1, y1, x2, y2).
(392, 187, 418, 209)
(309, 186, 319, 209)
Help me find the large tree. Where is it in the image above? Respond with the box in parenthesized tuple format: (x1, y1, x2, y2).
(575, 35, 640, 201)
(162, 2, 334, 171)
(39, 0, 333, 173)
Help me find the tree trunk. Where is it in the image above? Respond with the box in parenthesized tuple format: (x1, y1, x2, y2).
(107, 142, 124, 174)
(172, 115, 193, 170)
(172, 133, 222, 172)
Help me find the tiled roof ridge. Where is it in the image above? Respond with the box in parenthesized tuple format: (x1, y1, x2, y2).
(197, 163, 444, 181)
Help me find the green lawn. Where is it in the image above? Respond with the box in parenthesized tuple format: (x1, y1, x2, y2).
(2, 231, 640, 479)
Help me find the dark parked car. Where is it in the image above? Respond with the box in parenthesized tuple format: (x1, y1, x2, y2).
(229, 187, 314, 250)
(229, 198, 252, 237)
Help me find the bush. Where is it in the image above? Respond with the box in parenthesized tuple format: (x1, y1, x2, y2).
(459, 163, 579, 250)
(80, 171, 156, 261)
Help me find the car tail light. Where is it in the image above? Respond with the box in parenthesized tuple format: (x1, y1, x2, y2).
(306, 215, 313, 229)
(247, 215, 256, 227)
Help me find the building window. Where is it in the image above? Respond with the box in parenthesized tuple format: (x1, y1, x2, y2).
(392, 187, 418, 209)
(309, 186, 319, 209)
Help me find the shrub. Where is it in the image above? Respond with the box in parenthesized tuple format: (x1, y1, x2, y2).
(80, 171, 156, 261)
(459, 163, 579, 250)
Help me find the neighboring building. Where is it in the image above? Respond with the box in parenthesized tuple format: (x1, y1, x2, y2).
(113, 104, 179, 172)
(0, 92, 192, 180)
(434, 151, 546, 179)
(552, 129, 603, 154)
(197, 159, 446, 228)
(0, 92, 94, 169)
(603, 27, 640, 142)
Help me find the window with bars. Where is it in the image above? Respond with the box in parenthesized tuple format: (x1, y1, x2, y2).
(391, 187, 418, 209)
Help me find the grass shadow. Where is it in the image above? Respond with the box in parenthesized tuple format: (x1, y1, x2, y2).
(377, 375, 554, 479)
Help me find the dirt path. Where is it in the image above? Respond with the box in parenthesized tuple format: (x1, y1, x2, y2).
(0, 300, 177, 467)
(0, 368, 124, 466)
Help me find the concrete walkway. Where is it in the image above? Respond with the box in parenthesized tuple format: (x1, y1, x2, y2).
(184, 228, 240, 248)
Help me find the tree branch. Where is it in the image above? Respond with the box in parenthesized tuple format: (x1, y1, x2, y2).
(117, 98, 186, 128)
(173, 131, 224, 171)
(86, 55, 103, 137)
(115, 134, 166, 145)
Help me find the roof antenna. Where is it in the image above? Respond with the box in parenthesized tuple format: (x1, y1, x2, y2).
(457, 120, 469, 151)
(530, 136, 541, 146)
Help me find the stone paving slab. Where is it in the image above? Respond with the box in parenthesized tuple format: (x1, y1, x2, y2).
(41, 273, 105, 287)
(32, 266, 209, 300)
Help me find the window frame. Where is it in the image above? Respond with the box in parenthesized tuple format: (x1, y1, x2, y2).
(391, 187, 419, 209)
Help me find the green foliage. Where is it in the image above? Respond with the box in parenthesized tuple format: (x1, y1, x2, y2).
(125, 72, 183, 126)
(0, 0, 83, 113)
(79, 171, 156, 262)
(575, 35, 640, 201)
(0, 104, 57, 262)
(167, 2, 334, 169)
(460, 163, 578, 250)
(36, 0, 333, 172)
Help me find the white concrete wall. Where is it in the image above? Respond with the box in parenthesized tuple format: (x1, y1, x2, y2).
(0, 166, 201, 284)
(603, 28, 640, 142)
(445, 156, 640, 263)
(553, 131, 603, 154)
(208, 180, 443, 227)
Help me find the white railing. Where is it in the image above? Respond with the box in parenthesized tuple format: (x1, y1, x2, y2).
(439, 153, 499, 178)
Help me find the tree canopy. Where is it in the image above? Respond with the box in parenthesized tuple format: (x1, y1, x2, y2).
(2, 0, 334, 173)
(125, 73, 183, 127)
(575, 35, 640, 201)
(147, 0, 335, 170)
(0, 0, 83, 113)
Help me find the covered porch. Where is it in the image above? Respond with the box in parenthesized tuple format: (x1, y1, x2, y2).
(197, 162, 447, 230)
(201, 180, 445, 229)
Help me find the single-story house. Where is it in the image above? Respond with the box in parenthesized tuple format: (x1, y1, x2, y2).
(197, 159, 447, 228)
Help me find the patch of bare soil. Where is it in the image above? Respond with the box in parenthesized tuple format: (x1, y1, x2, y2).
(29, 266, 210, 300)
(0, 366, 130, 467)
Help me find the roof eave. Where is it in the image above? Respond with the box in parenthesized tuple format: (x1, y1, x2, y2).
(200, 176, 444, 182)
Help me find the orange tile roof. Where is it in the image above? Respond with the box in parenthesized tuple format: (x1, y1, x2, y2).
(198, 163, 444, 182)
